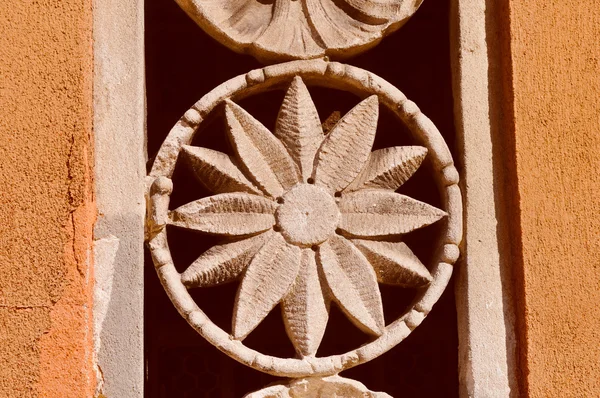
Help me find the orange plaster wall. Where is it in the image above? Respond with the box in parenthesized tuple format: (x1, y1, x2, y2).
(0, 0, 95, 397)
(508, 1, 600, 396)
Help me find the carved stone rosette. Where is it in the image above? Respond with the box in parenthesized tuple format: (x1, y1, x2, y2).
(146, 59, 462, 397)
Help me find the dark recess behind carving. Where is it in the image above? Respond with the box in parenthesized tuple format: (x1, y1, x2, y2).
(145, 0, 458, 396)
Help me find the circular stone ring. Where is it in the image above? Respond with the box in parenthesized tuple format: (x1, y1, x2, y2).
(146, 59, 462, 378)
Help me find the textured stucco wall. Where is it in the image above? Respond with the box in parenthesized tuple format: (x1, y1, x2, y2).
(508, 1, 600, 396)
(0, 0, 95, 397)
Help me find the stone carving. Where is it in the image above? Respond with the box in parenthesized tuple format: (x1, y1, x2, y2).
(146, 60, 462, 395)
(244, 376, 392, 397)
(175, 0, 424, 62)
(172, 76, 445, 353)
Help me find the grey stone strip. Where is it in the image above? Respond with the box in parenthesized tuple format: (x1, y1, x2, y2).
(92, 0, 146, 395)
(451, 0, 519, 396)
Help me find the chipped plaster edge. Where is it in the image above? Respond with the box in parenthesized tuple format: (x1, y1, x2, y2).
(92, 0, 146, 395)
(451, 0, 519, 396)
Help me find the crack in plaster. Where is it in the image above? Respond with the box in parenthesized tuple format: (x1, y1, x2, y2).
(92, 235, 120, 395)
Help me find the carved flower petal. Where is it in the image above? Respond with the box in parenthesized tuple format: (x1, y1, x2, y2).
(304, 0, 383, 50)
(233, 233, 302, 340)
(345, 146, 427, 192)
(181, 232, 271, 288)
(183, 145, 262, 195)
(190, 0, 272, 45)
(169, 193, 277, 236)
(225, 100, 300, 198)
(275, 77, 324, 181)
(282, 250, 329, 357)
(318, 235, 384, 335)
(352, 239, 432, 287)
(254, 0, 324, 58)
(313, 96, 379, 194)
(338, 190, 446, 237)
(343, 0, 402, 24)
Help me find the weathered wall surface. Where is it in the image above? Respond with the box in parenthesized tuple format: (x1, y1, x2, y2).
(508, 1, 600, 396)
(0, 0, 95, 397)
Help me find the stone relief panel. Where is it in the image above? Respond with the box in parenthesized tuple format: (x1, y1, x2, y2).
(174, 0, 424, 62)
(146, 59, 462, 396)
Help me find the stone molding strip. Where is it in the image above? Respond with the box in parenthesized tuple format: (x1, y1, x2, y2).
(451, 0, 518, 396)
(92, 0, 146, 396)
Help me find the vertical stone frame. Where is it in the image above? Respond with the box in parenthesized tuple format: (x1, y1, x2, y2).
(93, 0, 146, 396)
(451, 0, 519, 396)
(91, 0, 518, 396)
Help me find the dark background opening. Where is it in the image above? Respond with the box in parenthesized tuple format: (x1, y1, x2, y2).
(145, 0, 459, 396)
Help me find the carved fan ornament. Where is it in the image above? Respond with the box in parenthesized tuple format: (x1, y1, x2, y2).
(175, 0, 424, 62)
(147, 60, 462, 397)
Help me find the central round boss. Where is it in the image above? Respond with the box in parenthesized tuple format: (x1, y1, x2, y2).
(275, 184, 341, 246)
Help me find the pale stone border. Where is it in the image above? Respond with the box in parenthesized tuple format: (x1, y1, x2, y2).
(92, 0, 146, 396)
(146, 59, 463, 377)
(451, 0, 518, 396)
